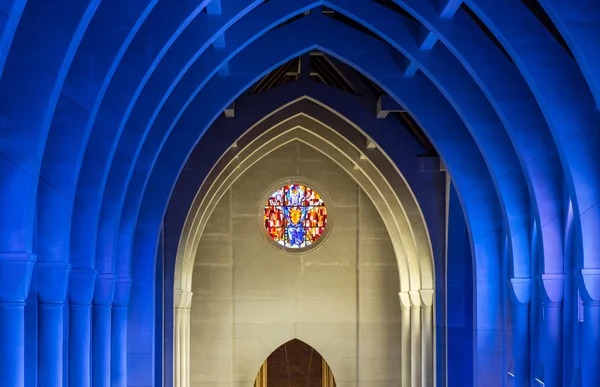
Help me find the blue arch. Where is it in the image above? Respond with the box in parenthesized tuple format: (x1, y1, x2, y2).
(0, 0, 98, 254)
(537, 0, 600, 108)
(127, 12, 507, 383)
(464, 0, 600, 268)
(112, 0, 532, 283)
(160, 89, 451, 385)
(0, 1, 598, 386)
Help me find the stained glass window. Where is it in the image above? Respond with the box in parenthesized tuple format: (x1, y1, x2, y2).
(264, 184, 328, 249)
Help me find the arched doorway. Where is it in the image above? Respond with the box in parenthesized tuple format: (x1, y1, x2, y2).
(254, 339, 336, 387)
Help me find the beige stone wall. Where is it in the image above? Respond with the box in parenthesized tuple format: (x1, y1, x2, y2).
(190, 142, 402, 387)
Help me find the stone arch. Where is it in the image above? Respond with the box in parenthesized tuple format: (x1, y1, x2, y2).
(177, 112, 433, 292)
(173, 99, 436, 387)
(139, 24, 506, 384)
(0, 2, 599, 387)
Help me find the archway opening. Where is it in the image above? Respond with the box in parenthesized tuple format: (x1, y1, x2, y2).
(254, 339, 336, 387)
(171, 97, 441, 387)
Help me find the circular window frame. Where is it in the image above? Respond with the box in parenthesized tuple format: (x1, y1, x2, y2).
(257, 177, 334, 254)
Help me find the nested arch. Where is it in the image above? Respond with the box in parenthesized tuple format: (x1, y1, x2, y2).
(129, 14, 502, 294)
(132, 22, 504, 373)
(0, 1, 598, 387)
(160, 87, 448, 386)
(127, 9, 512, 279)
(175, 99, 435, 301)
(173, 97, 436, 386)
(536, 0, 600, 108)
(128, 20, 509, 379)
(462, 0, 599, 268)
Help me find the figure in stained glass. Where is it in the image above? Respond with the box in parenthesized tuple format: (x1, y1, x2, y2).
(263, 184, 328, 249)
(287, 226, 305, 247)
(285, 184, 304, 206)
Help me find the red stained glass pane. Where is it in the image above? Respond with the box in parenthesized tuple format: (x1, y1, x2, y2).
(305, 227, 326, 243)
(267, 227, 285, 243)
(264, 206, 284, 228)
(304, 206, 327, 228)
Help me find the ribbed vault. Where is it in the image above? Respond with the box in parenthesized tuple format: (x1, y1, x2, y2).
(0, 1, 598, 387)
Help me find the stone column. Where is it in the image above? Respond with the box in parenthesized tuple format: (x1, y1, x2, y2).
(68, 269, 96, 387)
(539, 275, 563, 387)
(37, 262, 70, 387)
(0, 301, 27, 385)
(92, 274, 116, 387)
(420, 289, 434, 387)
(174, 289, 193, 387)
(579, 269, 600, 387)
(399, 292, 411, 387)
(183, 308, 191, 387)
(38, 305, 64, 386)
(174, 304, 181, 386)
(509, 278, 531, 387)
(409, 290, 422, 387)
(0, 254, 34, 387)
(111, 277, 132, 387)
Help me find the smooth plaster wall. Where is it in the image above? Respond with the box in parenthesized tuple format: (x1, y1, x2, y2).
(189, 142, 402, 387)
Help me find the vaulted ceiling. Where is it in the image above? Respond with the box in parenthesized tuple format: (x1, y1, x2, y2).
(0, 1, 599, 386)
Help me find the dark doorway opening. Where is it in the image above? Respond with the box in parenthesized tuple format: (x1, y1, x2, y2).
(254, 339, 336, 387)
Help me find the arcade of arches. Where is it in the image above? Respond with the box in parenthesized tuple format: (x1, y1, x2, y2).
(1, 2, 599, 387)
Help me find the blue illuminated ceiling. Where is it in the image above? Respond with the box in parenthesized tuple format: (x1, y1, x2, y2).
(0, 0, 599, 386)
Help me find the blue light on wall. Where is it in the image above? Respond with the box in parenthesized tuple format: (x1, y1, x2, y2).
(0, 0, 599, 386)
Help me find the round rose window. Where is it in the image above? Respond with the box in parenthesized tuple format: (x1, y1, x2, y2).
(263, 184, 328, 249)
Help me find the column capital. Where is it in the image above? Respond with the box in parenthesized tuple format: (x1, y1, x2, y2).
(37, 261, 71, 304)
(174, 289, 193, 309)
(0, 253, 35, 302)
(93, 273, 116, 306)
(409, 290, 421, 308)
(398, 291, 411, 309)
(509, 278, 531, 306)
(113, 277, 132, 306)
(69, 269, 97, 304)
(419, 289, 434, 307)
(578, 269, 600, 303)
(539, 274, 564, 305)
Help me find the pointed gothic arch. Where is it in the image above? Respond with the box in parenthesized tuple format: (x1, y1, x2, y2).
(172, 96, 438, 386)
(253, 338, 337, 387)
